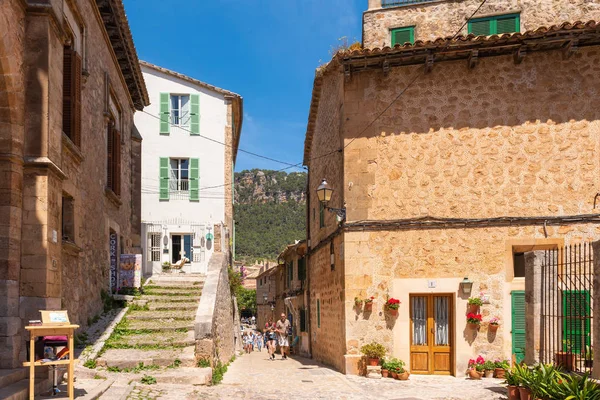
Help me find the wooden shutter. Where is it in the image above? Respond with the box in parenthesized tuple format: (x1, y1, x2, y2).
(159, 157, 170, 200)
(300, 309, 306, 332)
(511, 291, 526, 363)
(72, 52, 82, 146)
(107, 121, 114, 190)
(114, 128, 121, 196)
(391, 28, 414, 46)
(190, 94, 200, 135)
(298, 257, 306, 281)
(63, 48, 73, 141)
(159, 93, 170, 135)
(469, 19, 491, 36)
(562, 291, 591, 354)
(496, 15, 520, 34)
(189, 158, 199, 201)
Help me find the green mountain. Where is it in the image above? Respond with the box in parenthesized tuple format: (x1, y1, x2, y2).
(234, 169, 306, 262)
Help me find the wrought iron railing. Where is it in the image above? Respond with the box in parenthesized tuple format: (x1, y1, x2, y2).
(382, 0, 437, 7)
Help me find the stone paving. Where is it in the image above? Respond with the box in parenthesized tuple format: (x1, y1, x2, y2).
(122, 349, 507, 400)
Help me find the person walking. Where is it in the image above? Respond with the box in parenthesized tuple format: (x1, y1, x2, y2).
(266, 326, 277, 360)
(255, 331, 263, 352)
(276, 313, 291, 360)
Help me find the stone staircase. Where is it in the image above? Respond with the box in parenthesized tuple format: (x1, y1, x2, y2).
(97, 274, 205, 369)
(0, 367, 51, 400)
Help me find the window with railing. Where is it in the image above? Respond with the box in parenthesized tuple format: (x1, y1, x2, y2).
(169, 158, 189, 199)
(149, 233, 161, 262)
(382, 0, 437, 7)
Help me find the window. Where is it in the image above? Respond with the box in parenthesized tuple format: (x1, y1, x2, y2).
(391, 26, 414, 46)
(513, 252, 525, 278)
(300, 308, 307, 332)
(468, 13, 520, 36)
(106, 115, 121, 195)
(330, 242, 335, 271)
(319, 202, 325, 228)
(149, 233, 160, 262)
(170, 95, 190, 126)
(298, 257, 306, 281)
(159, 157, 199, 201)
(317, 299, 321, 328)
(61, 194, 74, 243)
(63, 43, 82, 146)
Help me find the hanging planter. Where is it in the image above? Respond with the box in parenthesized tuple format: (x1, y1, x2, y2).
(466, 313, 482, 329)
(385, 298, 400, 316)
(467, 297, 482, 313)
(364, 296, 375, 311)
(354, 297, 363, 309)
(488, 317, 499, 333)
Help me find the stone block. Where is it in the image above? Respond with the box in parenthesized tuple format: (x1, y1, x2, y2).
(0, 316, 21, 336)
(0, 335, 21, 369)
(344, 354, 362, 375)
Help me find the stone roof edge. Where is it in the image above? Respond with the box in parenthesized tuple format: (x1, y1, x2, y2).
(303, 20, 600, 166)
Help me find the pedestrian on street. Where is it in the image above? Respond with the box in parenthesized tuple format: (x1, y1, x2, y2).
(244, 332, 254, 354)
(255, 331, 263, 352)
(276, 313, 290, 360)
(266, 326, 277, 360)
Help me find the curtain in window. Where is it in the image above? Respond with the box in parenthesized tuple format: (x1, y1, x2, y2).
(169, 159, 178, 190)
(435, 296, 449, 346)
(412, 296, 427, 345)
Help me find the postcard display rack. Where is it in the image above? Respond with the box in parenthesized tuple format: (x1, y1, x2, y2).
(24, 310, 79, 399)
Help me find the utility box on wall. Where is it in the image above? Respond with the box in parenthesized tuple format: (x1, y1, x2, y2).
(119, 254, 142, 289)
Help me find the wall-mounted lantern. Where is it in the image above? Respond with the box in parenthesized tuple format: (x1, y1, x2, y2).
(460, 277, 474, 295)
(316, 179, 346, 220)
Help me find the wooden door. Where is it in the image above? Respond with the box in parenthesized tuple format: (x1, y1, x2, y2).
(410, 294, 453, 375)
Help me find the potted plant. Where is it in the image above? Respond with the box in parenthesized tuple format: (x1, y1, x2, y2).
(397, 360, 409, 380)
(381, 359, 389, 378)
(555, 339, 576, 372)
(162, 261, 171, 273)
(386, 358, 400, 378)
(466, 313, 482, 329)
(467, 297, 483, 313)
(360, 342, 386, 367)
(494, 359, 510, 379)
(364, 296, 375, 311)
(504, 366, 521, 400)
(385, 298, 401, 316)
(515, 363, 533, 400)
(483, 360, 495, 378)
(467, 356, 485, 379)
(585, 345, 593, 369)
(488, 317, 499, 333)
(354, 297, 363, 309)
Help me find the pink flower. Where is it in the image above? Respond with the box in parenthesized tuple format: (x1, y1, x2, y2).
(476, 355, 485, 365)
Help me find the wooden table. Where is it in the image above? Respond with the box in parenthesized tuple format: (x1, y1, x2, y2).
(24, 324, 79, 400)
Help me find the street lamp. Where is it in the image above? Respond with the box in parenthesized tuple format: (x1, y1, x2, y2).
(460, 277, 474, 295)
(316, 179, 346, 220)
(263, 294, 268, 304)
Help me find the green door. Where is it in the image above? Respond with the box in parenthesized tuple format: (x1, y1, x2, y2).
(511, 291, 526, 363)
(562, 290, 591, 354)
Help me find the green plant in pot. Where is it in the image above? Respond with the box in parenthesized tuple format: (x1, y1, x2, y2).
(504, 367, 521, 400)
(483, 360, 495, 378)
(396, 359, 409, 380)
(494, 359, 510, 379)
(380, 359, 389, 378)
(360, 342, 386, 367)
(467, 297, 483, 312)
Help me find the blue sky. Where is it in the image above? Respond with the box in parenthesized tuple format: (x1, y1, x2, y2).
(124, 0, 364, 172)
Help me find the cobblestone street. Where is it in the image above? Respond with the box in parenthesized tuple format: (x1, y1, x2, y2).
(124, 350, 507, 400)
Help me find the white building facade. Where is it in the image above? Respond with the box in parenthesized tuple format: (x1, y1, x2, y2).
(136, 62, 242, 275)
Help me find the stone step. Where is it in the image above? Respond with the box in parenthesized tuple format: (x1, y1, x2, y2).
(127, 310, 194, 321)
(154, 368, 211, 385)
(142, 288, 202, 296)
(0, 376, 51, 400)
(0, 369, 27, 390)
(141, 295, 201, 302)
(98, 381, 134, 400)
(148, 275, 205, 284)
(125, 320, 194, 332)
(110, 330, 195, 348)
(97, 347, 195, 369)
(147, 302, 198, 311)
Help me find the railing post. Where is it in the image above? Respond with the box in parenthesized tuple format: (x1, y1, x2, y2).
(368, 0, 382, 10)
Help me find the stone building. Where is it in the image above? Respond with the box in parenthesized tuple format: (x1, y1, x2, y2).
(0, 0, 148, 371)
(256, 264, 281, 328)
(304, 0, 600, 375)
(135, 62, 242, 276)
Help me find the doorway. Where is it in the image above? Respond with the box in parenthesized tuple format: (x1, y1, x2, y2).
(171, 234, 192, 264)
(410, 294, 454, 375)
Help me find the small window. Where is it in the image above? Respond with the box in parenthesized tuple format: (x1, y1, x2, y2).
(300, 308, 307, 332)
(170, 158, 189, 192)
(319, 203, 325, 228)
(63, 42, 82, 147)
(106, 114, 121, 196)
(170, 94, 190, 126)
(298, 257, 306, 281)
(391, 26, 414, 46)
(468, 13, 520, 36)
(149, 233, 161, 262)
(62, 194, 75, 243)
(513, 252, 525, 278)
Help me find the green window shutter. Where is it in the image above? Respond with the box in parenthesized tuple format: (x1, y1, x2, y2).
(300, 309, 306, 332)
(159, 93, 170, 135)
(298, 257, 306, 281)
(159, 157, 169, 200)
(391, 27, 414, 46)
(562, 290, 591, 354)
(469, 19, 491, 36)
(317, 299, 321, 328)
(189, 158, 199, 201)
(496, 15, 520, 34)
(190, 94, 200, 135)
(511, 291, 526, 363)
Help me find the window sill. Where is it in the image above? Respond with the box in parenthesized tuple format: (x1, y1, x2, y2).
(62, 132, 84, 165)
(62, 240, 82, 256)
(104, 187, 122, 207)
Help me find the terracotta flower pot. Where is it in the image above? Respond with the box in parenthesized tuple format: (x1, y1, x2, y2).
(468, 304, 479, 313)
(518, 386, 532, 400)
(507, 385, 520, 400)
(489, 324, 499, 333)
(364, 302, 373, 311)
(387, 308, 399, 316)
(391, 371, 398, 379)
(381, 369, 389, 378)
(494, 368, 506, 379)
(467, 369, 483, 380)
(368, 358, 380, 366)
(398, 371, 409, 380)
(467, 322, 480, 330)
(484, 369, 494, 378)
(555, 352, 576, 371)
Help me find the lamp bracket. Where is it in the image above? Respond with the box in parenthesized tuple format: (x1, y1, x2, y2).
(326, 206, 346, 220)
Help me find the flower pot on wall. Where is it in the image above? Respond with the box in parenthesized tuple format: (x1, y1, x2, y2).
(468, 304, 479, 313)
(364, 302, 373, 311)
(507, 385, 520, 400)
(387, 309, 399, 316)
(489, 324, 499, 333)
(467, 323, 480, 330)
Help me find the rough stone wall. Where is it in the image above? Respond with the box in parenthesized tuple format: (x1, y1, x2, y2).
(0, 0, 26, 369)
(363, 0, 600, 48)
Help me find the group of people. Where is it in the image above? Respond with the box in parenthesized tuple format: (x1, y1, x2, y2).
(241, 313, 291, 360)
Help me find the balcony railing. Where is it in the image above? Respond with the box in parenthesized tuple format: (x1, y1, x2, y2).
(382, 0, 437, 7)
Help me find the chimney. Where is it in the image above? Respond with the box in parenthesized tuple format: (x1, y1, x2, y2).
(368, 0, 382, 10)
